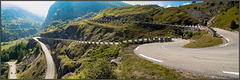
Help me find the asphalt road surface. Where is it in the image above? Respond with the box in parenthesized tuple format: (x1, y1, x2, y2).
(7, 61, 17, 79)
(33, 37, 55, 79)
(134, 28, 239, 78)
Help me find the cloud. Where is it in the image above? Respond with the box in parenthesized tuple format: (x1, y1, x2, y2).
(167, 5, 172, 8)
(183, 2, 191, 5)
(1, 1, 55, 17)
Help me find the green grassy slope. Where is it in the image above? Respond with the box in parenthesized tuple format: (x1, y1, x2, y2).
(94, 5, 163, 22)
(184, 30, 223, 48)
(153, 7, 199, 25)
(211, 3, 239, 31)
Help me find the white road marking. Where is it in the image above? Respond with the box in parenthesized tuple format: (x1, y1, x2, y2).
(222, 71, 239, 75)
(226, 38, 229, 42)
(220, 43, 229, 47)
(134, 46, 139, 51)
(161, 45, 169, 50)
(139, 54, 163, 62)
(220, 38, 230, 47)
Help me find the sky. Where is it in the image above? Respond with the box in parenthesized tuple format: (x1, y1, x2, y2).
(1, 1, 202, 18)
(1, 1, 55, 17)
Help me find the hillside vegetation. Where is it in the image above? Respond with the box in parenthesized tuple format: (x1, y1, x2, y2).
(1, 38, 46, 79)
(1, 39, 40, 63)
(211, 2, 239, 31)
(94, 5, 163, 22)
(17, 52, 46, 79)
(1, 63, 9, 79)
(178, 1, 239, 30)
(41, 19, 182, 42)
(153, 7, 199, 25)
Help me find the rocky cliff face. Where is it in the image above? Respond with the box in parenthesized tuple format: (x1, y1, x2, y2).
(41, 1, 130, 30)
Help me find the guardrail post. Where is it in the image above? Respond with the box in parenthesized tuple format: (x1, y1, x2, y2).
(155, 37, 159, 42)
(160, 37, 163, 42)
(164, 37, 168, 42)
(147, 38, 149, 42)
(142, 38, 145, 43)
(151, 38, 153, 42)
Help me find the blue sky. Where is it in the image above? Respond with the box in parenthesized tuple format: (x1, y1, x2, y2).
(1, 1, 203, 17)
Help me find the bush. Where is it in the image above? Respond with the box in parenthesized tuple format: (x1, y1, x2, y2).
(193, 7, 198, 10)
(83, 58, 115, 79)
(183, 32, 193, 39)
(230, 20, 238, 29)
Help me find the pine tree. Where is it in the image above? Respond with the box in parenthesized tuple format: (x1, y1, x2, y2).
(230, 20, 238, 29)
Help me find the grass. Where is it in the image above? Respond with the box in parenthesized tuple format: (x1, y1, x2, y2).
(154, 7, 199, 25)
(184, 30, 223, 48)
(94, 5, 163, 22)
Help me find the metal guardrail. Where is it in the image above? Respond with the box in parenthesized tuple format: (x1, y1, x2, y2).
(39, 37, 172, 45)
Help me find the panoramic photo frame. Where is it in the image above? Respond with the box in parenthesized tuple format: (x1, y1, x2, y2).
(0, 0, 239, 79)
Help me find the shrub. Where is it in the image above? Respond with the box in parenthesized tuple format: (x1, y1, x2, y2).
(230, 20, 238, 29)
(193, 7, 198, 10)
(83, 58, 115, 79)
(183, 32, 193, 39)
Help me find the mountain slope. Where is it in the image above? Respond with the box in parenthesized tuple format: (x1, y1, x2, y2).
(1, 5, 44, 42)
(94, 5, 163, 22)
(41, 1, 130, 30)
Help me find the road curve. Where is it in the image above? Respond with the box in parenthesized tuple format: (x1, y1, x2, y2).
(7, 61, 17, 79)
(134, 28, 239, 78)
(33, 37, 55, 79)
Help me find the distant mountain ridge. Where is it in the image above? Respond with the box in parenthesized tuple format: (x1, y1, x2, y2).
(1, 5, 44, 42)
(41, 1, 131, 30)
(1, 5, 44, 22)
